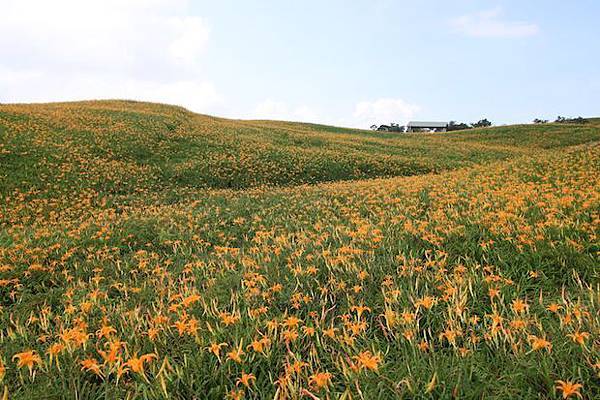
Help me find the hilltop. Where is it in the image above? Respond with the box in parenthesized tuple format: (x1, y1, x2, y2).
(0, 101, 599, 399)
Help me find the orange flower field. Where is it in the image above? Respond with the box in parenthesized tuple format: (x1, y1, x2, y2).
(0, 101, 598, 399)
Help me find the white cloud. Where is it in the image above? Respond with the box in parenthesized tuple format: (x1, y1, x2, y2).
(451, 7, 539, 38)
(351, 98, 420, 127)
(252, 99, 319, 122)
(168, 16, 211, 67)
(0, 0, 222, 113)
(248, 97, 420, 129)
(245, 98, 420, 129)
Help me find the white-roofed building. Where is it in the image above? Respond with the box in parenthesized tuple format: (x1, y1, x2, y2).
(407, 121, 448, 132)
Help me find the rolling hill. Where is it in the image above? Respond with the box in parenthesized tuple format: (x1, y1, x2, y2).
(0, 101, 598, 399)
(1, 100, 598, 196)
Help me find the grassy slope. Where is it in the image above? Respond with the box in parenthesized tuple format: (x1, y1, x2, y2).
(1, 100, 598, 196)
(0, 101, 599, 399)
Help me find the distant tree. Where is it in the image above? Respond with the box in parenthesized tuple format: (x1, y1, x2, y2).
(372, 123, 406, 132)
(533, 118, 548, 124)
(555, 116, 588, 124)
(389, 123, 406, 133)
(572, 116, 588, 124)
(447, 121, 472, 131)
(472, 118, 492, 128)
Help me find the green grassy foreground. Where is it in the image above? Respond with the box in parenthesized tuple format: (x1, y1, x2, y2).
(0, 101, 598, 399)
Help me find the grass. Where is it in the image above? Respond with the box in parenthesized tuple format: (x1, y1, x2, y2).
(0, 100, 598, 399)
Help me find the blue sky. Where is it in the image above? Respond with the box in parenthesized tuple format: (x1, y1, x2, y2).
(1, 0, 599, 128)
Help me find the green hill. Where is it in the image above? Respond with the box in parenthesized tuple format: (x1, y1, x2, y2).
(0, 101, 599, 399)
(1, 100, 598, 198)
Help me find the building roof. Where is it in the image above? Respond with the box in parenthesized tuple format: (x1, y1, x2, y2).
(407, 121, 448, 128)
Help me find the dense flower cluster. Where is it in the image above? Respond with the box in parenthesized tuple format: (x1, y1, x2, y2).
(0, 102, 598, 399)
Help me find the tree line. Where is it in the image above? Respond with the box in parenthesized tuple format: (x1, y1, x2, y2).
(370, 115, 591, 133)
(534, 116, 589, 124)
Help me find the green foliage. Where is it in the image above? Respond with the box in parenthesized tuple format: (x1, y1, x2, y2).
(472, 119, 492, 128)
(447, 121, 472, 131)
(555, 116, 588, 124)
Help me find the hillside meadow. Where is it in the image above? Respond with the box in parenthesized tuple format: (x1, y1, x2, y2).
(0, 101, 599, 399)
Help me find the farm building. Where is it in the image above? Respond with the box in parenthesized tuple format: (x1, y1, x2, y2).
(407, 121, 448, 132)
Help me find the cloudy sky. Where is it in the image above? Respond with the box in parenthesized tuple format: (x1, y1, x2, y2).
(1, 0, 599, 128)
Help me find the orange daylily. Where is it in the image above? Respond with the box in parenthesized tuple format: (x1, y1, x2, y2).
(80, 358, 103, 377)
(555, 380, 583, 399)
(528, 335, 552, 352)
(353, 351, 382, 372)
(227, 342, 245, 364)
(567, 331, 589, 346)
(126, 353, 157, 376)
(309, 371, 332, 390)
(209, 342, 227, 361)
(237, 372, 256, 388)
(12, 351, 42, 374)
